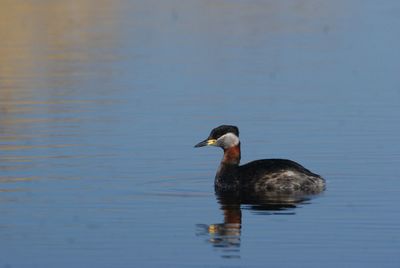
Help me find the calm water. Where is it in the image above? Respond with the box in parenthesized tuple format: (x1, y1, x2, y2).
(1, 1, 400, 267)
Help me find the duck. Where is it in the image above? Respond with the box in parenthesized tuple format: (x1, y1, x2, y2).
(195, 125, 325, 195)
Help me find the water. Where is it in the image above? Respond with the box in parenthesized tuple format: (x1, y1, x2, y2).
(1, 0, 400, 267)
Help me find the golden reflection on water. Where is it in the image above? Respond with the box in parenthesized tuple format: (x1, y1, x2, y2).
(0, 0, 122, 185)
(0, 1, 121, 129)
(0, 0, 120, 85)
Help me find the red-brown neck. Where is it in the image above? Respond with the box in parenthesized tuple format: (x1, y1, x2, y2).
(222, 143, 241, 165)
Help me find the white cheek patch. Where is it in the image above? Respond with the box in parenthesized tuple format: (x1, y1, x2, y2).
(217, 133, 240, 148)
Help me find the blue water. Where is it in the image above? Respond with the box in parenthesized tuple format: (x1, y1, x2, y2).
(1, 1, 400, 267)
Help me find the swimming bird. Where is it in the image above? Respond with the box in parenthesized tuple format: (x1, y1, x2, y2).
(194, 125, 325, 195)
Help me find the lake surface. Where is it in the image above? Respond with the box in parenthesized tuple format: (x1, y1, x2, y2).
(1, 1, 400, 267)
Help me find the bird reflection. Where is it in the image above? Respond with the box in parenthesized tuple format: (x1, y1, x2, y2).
(196, 199, 242, 258)
(196, 191, 317, 259)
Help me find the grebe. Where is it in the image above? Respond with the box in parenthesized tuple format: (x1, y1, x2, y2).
(195, 125, 325, 195)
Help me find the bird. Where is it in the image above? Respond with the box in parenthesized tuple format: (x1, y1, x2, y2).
(194, 125, 325, 195)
